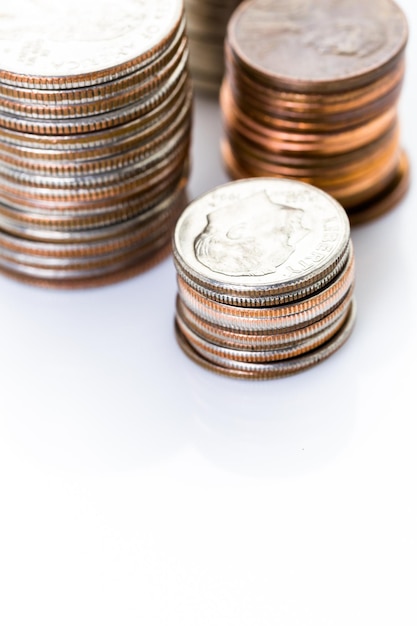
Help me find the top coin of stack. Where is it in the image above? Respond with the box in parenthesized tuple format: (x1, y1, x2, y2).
(0, 0, 192, 288)
(221, 0, 409, 225)
(173, 177, 356, 380)
(184, 0, 242, 93)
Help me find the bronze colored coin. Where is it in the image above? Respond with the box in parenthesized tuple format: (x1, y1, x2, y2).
(224, 119, 399, 169)
(0, 191, 187, 283)
(0, 188, 188, 256)
(225, 47, 406, 116)
(223, 125, 400, 183)
(221, 136, 403, 213)
(0, 5, 192, 288)
(173, 177, 356, 377)
(227, 0, 408, 93)
(0, 172, 188, 243)
(175, 239, 352, 309)
(0, 237, 173, 290)
(174, 299, 357, 380)
(0, 118, 191, 179)
(226, 68, 403, 132)
(0, 88, 191, 166)
(0, 141, 190, 200)
(347, 149, 410, 225)
(0, 50, 190, 135)
(175, 302, 351, 362)
(0, 223, 171, 269)
(220, 81, 398, 154)
(176, 290, 352, 352)
(0, 168, 189, 230)
(176, 262, 354, 333)
(0, 73, 191, 151)
(221, 0, 408, 223)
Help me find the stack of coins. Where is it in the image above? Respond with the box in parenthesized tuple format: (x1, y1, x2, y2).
(173, 178, 356, 380)
(221, 0, 409, 225)
(185, 0, 241, 93)
(0, 0, 192, 288)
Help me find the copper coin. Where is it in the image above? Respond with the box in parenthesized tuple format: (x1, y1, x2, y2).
(227, 0, 408, 93)
(174, 299, 356, 380)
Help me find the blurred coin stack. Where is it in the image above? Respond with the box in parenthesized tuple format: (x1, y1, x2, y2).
(0, 0, 192, 288)
(221, 0, 409, 225)
(184, 0, 242, 93)
(173, 178, 356, 379)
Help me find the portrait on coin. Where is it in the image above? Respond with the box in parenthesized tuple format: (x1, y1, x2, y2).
(194, 191, 310, 277)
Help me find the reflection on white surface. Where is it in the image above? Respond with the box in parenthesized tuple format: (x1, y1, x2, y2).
(1, 2, 417, 622)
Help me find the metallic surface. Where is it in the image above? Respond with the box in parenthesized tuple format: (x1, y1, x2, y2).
(227, 0, 408, 92)
(0, 0, 184, 87)
(173, 178, 356, 378)
(174, 177, 350, 295)
(221, 0, 409, 223)
(0, 3, 192, 287)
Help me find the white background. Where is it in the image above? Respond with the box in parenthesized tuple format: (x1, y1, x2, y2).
(1, 1, 416, 624)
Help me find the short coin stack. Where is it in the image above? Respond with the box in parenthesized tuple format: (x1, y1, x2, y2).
(221, 0, 409, 225)
(0, 0, 192, 288)
(184, 0, 241, 94)
(173, 178, 356, 379)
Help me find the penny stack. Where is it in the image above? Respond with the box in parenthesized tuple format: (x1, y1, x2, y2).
(184, 0, 241, 93)
(0, 0, 192, 288)
(173, 178, 356, 379)
(221, 0, 409, 225)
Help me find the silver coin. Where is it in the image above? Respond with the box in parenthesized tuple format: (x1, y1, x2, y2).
(175, 301, 352, 362)
(173, 177, 351, 298)
(0, 49, 190, 134)
(184, 0, 241, 89)
(0, 18, 187, 105)
(0, 0, 184, 88)
(175, 239, 352, 308)
(175, 299, 357, 379)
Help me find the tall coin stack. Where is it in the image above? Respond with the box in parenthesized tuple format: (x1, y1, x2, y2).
(184, 0, 242, 93)
(173, 178, 356, 380)
(0, 0, 192, 288)
(221, 0, 409, 225)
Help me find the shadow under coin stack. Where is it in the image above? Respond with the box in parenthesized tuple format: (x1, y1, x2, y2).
(185, 0, 242, 94)
(173, 178, 356, 380)
(221, 0, 409, 225)
(0, 0, 192, 288)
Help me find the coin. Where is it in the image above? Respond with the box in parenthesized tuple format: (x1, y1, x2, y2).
(175, 300, 356, 379)
(173, 177, 356, 378)
(0, 0, 184, 88)
(0, 0, 192, 288)
(221, 0, 409, 223)
(173, 178, 350, 299)
(184, 0, 242, 93)
(227, 0, 408, 93)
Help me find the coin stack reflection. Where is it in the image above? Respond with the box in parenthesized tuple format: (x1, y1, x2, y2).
(184, 0, 241, 93)
(0, 0, 192, 288)
(173, 178, 356, 380)
(221, 0, 409, 225)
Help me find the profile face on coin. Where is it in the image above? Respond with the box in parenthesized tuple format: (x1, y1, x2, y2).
(0, 0, 183, 81)
(194, 191, 310, 277)
(228, 0, 408, 89)
(174, 178, 350, 290)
